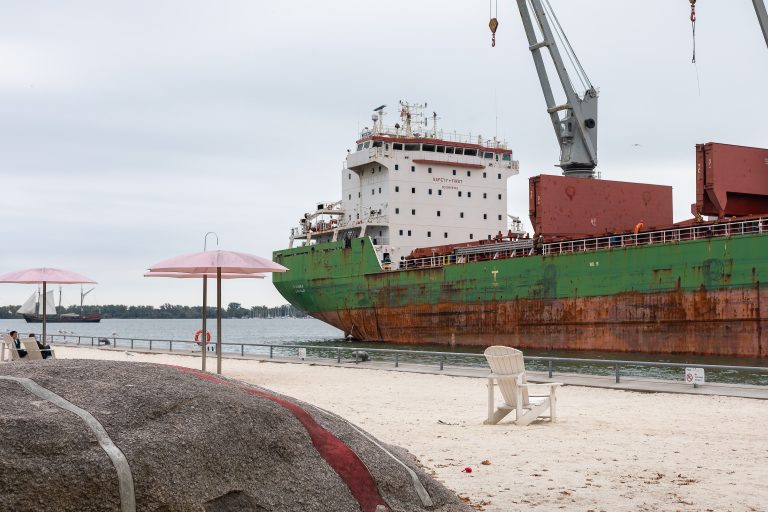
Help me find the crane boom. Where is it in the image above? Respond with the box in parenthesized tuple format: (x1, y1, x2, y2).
(516, 0, 598, 178)
(755, 0, 768, 47)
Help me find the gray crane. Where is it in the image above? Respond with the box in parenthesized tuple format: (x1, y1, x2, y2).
(516, 0, 768, 179)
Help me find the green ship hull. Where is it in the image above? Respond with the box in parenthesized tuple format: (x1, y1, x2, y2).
(273, 229, 768, 357)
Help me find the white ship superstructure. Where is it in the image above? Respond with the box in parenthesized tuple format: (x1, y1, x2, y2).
(289, 102, 520, 267)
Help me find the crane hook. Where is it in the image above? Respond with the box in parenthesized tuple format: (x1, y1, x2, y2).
(690, 0, 697, 63)
(489, 0, 498, 47)
(489, 18, 499, 47)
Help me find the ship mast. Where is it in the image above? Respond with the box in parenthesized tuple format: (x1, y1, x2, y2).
(81, 285, 95, 316)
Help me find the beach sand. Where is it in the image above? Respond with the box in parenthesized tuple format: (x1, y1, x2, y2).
(56, 347, 768, 511)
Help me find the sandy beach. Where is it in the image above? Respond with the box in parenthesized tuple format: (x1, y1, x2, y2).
(54, 346, 767, 512)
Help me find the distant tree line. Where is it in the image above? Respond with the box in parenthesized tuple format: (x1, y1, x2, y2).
(0, 303, 308, 320)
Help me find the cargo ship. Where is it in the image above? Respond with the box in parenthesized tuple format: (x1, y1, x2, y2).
(272, 101, 768, 358)
(273, 3, 768, 357)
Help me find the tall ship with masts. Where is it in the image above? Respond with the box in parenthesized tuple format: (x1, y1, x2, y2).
(18, 286, 101, 323)
(272, 3, 768, 357)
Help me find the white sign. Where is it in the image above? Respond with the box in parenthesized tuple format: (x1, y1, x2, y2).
(685, 367, 705, 386)
(298, 348, 307, 360)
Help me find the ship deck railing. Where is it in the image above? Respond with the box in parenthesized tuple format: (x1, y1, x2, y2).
(28, 333, 768, 386)
(398, 216, 768, 270)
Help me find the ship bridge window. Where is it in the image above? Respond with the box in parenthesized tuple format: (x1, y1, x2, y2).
(372, 141, 382, 148)
(356, 144, 363, 151)
(436, 146, 445, 153)
(445, 147, 455, 154)
(454, 148, 464, 155)
(422, 144, 435, 152)
(464, 149, 477, 156)
(393, 143, 403, 150)
(502, 153, 512, 161)
(484, 152, 493, 159)
(363, 141, 371, 148)
(404, 143, 420, 151)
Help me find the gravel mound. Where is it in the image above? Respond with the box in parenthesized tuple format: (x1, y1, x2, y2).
(0, 360, 472, 512)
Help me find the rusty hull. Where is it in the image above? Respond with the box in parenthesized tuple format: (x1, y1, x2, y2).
(312, 286, 767, 358)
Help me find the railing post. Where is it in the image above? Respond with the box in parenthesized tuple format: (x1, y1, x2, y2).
(395, 353, 399, 368)
(440, 355, 445, 371)
(615, 364, 620, 383)
(337, 348, 341, 363)
(149, 339, 152, 351)
(270, 346, 274, 359)
(131, 339, 134, 349)
(241, 344, 244, 357)
(169, 341, 173, 352)
(548, 360, 553, 378)
(91, 337, 94, 346)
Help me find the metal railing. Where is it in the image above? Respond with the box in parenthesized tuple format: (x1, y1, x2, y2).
(41, 333, 768, 385)
(397, 216, 768, 271)
(541, 217, 768, 256)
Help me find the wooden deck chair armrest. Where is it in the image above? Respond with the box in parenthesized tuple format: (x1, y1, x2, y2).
(522, 382, 562, 392)
(487, 372, 525, 385)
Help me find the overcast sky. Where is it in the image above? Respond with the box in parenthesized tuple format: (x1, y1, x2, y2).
(1, 0, 766, 308)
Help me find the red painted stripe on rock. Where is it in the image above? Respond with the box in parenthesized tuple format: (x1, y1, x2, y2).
(175, 367, 389, 512)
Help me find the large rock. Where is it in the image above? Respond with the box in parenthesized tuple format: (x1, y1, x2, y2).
(0, 360, 472, 512)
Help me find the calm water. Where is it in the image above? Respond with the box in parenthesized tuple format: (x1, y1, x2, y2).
(4, 317, 767, 385)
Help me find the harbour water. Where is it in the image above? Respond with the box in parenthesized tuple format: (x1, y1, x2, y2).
(4, 317, 767, 385)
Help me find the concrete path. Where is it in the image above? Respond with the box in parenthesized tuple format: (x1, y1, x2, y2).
(53, 344, 768, 400)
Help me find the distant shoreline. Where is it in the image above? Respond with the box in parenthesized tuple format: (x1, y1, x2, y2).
(0, 303, 307, 320)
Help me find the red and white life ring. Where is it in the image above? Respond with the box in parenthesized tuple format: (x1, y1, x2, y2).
(194, 329, 212, 345)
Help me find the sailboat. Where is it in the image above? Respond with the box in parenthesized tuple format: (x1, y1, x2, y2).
(18, 286, 101, 323)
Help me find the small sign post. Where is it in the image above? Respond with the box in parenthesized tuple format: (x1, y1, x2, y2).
(298, 347, 307, 360)
(685, 367, 705, 388)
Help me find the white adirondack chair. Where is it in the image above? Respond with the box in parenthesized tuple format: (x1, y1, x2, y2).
(484, 346, 562, 426)
(22, 339, 44, 360)
(1, 333, 12, 361)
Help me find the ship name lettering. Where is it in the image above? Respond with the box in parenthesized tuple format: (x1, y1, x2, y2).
(432, 178, 463, 184)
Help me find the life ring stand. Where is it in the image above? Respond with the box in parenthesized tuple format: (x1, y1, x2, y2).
(194, 329, 212, 345)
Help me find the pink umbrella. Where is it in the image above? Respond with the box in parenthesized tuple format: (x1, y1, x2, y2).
(144, 271, 267, 371)
(147, 251, 287, 374)
(0, 268, 97, 345)
(143, 272, 266, 279)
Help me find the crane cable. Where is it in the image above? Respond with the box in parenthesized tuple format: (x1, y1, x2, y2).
(690, 0, 697, 63)
(489, 0, 499, 47)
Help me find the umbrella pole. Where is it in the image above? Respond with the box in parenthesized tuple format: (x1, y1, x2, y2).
(216, 267, 222, 375)
(42, 281, 47, 345)
(202, 276, 207, 372)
